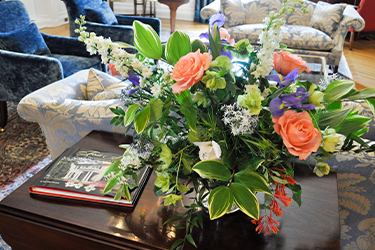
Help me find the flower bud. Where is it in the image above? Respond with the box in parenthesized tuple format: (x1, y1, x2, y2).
(238, 88, 264, 115)
(308, 84, 324, 109)
(313, 162, 330, 177)
(321, 128, 341, 152)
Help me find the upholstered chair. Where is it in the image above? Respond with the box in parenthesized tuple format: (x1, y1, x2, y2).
(17, 69, 130, 159)
(61, 0, 161, 45)
(0, 0, 102, 130)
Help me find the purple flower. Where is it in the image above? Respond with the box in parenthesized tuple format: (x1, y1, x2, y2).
(125, 87, 140, 95)
(269, 86, 315, 117)
(126, 70, 140, 86)
(270, 98, 285, 117)
(265, 68, 299, 88)
(209, 14, 225, 29)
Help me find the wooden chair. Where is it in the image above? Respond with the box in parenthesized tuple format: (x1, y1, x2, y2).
(108, 0, 156, 17)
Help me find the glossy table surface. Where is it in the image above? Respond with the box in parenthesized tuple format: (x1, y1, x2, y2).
(0, 131, 340, 250)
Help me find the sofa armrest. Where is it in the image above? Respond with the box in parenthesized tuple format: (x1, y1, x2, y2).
(42, 33, 96, 58)
(115, 15, 161, 36)
(0, 49, 63, 102)
(331, 6, 365, 54)
(17, 68, 129, 159)
(200, 0, 221, 20)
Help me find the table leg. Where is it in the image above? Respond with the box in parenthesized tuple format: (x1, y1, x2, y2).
(158, 1, 189, 34)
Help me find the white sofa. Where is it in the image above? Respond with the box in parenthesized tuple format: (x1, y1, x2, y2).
(17, 69, 129, 159)
(200, 0, 365, 72)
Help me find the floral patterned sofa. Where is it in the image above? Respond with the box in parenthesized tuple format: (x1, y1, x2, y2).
(17, 69, 130, 159)
(200, 0, 365, 72)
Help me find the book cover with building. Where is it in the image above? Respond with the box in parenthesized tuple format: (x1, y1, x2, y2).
(29, 147, 151, 206)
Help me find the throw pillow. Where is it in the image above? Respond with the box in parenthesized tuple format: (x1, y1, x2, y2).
(221, 0, 246, 27)
(0, 23, 50, 55)
(309, 1, 345, 37)
(87, 68, 128, 100)
(84, 2, 118, 25)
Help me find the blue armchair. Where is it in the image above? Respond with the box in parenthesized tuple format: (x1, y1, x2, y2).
(61, 0, 162, 45)
(0, 0, 102, 130)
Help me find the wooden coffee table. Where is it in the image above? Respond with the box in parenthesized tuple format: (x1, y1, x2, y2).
(0, 131, 341, 250)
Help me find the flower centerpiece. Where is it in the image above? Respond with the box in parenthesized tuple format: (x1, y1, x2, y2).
(76, 1, 375, 248)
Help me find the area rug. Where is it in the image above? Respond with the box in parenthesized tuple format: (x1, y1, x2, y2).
(0, 102, 50, 187)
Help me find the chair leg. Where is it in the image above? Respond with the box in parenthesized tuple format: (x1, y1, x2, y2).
(0, 101, 8, 132)
(333, 65, 339, 74)
(349, 31, 354, 51)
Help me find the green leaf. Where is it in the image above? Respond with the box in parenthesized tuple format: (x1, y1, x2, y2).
(114, 184, 125, 200)
(191, 39, 208, 53)
(365, 97, 375, 116)
(337, 115, 371, 136)
(208, 186, 234, 220)
(134, 105, 151, 133)
(159, 144, 172, 170)
(270, 175, 288, 184)
(323, 80, 355, 103)
(229, 183, 259, 219)
(186, 234, 197, 248)
(175, 90, 193, 106)
(124, 185, 131, 201)
(348, 88, 375, 101)
(133, 21, 162, 59)
(124, 104, 140, 126)
(163, 216, 184, 225)
(149, 99, 163, 121)
(317, 108, 351, 129)
(208, 24, 221, 60)
(171, 239, 184, 250)
(103, 157, 122, 178)
(165, 31, 192, 65)
(180, 105, 197, 132)
(176, 183, 190, 193)
(192, 160, 232, 182)
(286, 183, 302, 207)
(234, 169, 272, 195)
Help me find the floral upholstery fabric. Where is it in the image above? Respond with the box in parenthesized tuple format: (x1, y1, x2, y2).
(200, 0, 365, 66)
(309, 1, 345, 38)
(228, 25, 335, 51)
(17, 69, 129, 159)
(221, 0, 246, 27)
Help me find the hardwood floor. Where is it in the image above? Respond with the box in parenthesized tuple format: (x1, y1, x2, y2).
(40, 20, 374, 90)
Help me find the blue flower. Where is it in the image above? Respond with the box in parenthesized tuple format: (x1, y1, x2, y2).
(265, 68, 299, 88)
(209, 13, 225, 29)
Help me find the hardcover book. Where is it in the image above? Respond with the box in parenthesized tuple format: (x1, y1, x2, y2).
(29, 147, 152, 207)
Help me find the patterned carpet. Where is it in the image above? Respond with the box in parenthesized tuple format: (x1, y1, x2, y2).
(0, 102, 50, 187)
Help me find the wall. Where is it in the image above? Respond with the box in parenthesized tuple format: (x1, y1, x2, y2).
(20, 0, 195, 29)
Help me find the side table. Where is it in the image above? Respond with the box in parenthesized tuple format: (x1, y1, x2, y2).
(0, 131, 341, 250)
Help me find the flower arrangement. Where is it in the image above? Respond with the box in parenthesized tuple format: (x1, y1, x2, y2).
(76, 1, 375, 248)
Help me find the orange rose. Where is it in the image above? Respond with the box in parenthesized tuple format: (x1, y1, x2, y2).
(273, 51, 311, 76)
(272, 110, 322, 160)
(171, 49, 212, 94)
(108, 63, 121, 77)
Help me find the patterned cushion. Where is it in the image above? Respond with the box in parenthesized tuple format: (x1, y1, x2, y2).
(309, 1, 345, 37)
(227, 24, 334, 51)
(221, 0, 246, 27)
(87, 68, 130, 100)
(243, 0, 274, 25)
(84, 2, 118, 25)
(0, 23, 50, 55)
(284, 1, 315, 26)
(87, 68, 120, 100)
